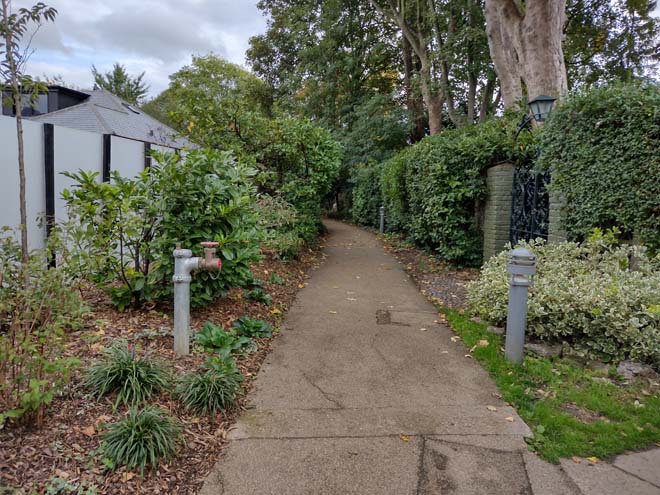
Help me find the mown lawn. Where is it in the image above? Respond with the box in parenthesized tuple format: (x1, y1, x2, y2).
(439, 305, 660, 463)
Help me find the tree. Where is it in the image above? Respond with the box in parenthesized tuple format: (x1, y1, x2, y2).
(0, 0, 57, 267)
(91, 62, 149, 104)
(483, 0, 568, 108)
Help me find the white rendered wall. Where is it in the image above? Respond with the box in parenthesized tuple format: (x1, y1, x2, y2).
(111, 136, 144, 178)
(0, 115, 46, 249)
(53, 126, 103, 224)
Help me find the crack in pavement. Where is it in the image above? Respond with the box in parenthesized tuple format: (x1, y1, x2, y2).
(301, 371, 344, 409)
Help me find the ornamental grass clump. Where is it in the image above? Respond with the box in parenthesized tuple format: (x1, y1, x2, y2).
(468, 231, 660, 367)
(102, 406, 181, 475)
(85, 340, 170, 409)
(176, 356, 244, 415)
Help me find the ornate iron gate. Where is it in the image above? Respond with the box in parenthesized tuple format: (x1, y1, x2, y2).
(509, 161, 551, 244)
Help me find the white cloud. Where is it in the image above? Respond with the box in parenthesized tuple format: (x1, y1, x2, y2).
(14, 0, 268, 96)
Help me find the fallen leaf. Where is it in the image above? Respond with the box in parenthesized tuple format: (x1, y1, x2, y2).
(420, 328, 427, 332)
(347, 298, 357, 301)
(298, 284, 305, 289)
(122, 472, 136, 482)
(486, 405, 498, 412)
(190, 417, 201, 424)
(572, 456, 582, 464)
(270, 308, 282, 315)
(450, 336, 461, 342)
(399, 434, 410, 442)
(329, 311, 337, 314)
(476, 339, 489, 347)
(505, 416, 514, 422)
(81, 425, 96, 437)
(464, 354, 473, 359)
(54, 469, 70, 480)
(440, 350, 449, 354)
(587, 457, 599, 463)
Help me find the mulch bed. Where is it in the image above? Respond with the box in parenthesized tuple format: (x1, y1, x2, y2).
(0, 242, 326, 494)
(381, 234, 478, 309)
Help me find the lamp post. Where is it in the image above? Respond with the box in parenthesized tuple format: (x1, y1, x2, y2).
(527, 95, 557, 124)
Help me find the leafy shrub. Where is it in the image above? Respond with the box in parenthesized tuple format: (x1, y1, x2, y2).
(232, 316, 273, 338)
(244, 288, 272, 306)
(101, 405, 181, 475)
(0, 235, 85, 427)
(61, 148, 260, 310)
(539, 83, 660, 253)
(381, 116, 536, 265)
(351, 162, 383, 229)
(176, 355, 244, 415)
(256, 195, 311, 259)
(194, 322, 254, 355)
(85, 340, 170, 409)
(467, 233, 660, 366)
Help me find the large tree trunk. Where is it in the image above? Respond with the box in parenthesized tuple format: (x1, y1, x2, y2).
(484, 0, 568, 108)
(402, 36, 426, 142)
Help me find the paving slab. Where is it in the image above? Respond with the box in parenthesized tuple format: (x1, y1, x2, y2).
(613, 448, 660, 488)
(561, 458, 660, 495)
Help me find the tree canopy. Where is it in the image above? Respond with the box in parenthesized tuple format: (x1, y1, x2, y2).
(92, 63, 149, 105)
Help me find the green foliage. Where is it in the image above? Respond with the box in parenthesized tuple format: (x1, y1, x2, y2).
(244, 288, 273, 306)
(441, 305, 660, 463)
(44, 476, 98, 495)
(468, 235, 660, 366)
(91, 63, 149, 105)
(256, 195, 312, 259)
(351, 162, 383, 229)
(0, 235, 84, 427)
(539, 83, 660, 253)
(194, 322, 254, 355)
(85, 340, 170, 409)
(382, 116, 536, 265)
(232, 316, 273, 338)
(61, 148, 261, 309)
(176, 355, 244, 415)
(101, 406, 181, 475)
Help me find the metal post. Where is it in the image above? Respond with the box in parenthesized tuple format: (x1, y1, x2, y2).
(505, 247, 537, 364)
(379, 206, 385, 234)
(172, 241, 222, 355)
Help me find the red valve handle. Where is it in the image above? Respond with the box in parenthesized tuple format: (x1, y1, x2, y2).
(200, 241, 219, 248)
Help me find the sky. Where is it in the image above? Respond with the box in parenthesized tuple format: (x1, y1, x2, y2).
(15, 0, 268, 98)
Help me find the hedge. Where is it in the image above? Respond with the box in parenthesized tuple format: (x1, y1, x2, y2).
(351, 162, 383, 228)
(380, 116, 536, 265)
(539, 83, 660, 252)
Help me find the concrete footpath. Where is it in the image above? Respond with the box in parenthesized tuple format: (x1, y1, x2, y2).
(201, 220, 660, 495)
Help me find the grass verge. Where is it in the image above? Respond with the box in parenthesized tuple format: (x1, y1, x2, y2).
(440, 305, 660, 463)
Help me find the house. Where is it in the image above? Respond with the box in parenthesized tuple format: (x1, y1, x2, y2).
(2, 85, 191, 149)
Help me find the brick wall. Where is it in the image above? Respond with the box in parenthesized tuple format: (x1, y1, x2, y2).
(483, 162, 514, 261)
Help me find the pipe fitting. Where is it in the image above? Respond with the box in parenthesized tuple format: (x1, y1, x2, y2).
(199, 241, 222, 271)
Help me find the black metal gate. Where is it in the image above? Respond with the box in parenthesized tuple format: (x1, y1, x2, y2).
(509, 161, 551, 244)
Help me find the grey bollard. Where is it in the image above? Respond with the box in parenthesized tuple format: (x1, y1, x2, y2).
(504, 247, 537, 364)
(379, 206, 385, 234)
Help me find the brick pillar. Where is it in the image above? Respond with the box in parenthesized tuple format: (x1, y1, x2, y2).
(547, 189, 567, 244)
(483, 162, 514, 261)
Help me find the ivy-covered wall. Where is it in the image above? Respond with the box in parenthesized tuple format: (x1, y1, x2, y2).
(539, 83, 660, 253)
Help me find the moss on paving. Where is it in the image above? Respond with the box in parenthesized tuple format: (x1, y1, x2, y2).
(438, 305, 660, 463)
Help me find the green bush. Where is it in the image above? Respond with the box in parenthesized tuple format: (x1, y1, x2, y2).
(85, 340, 170, 409)
(539, 83, 660, 253)
(467, 233, 660, 366)
(61, 148, 260, 309)
(256, 195, 312, 259)
(194, 322, 254, 355)
(351, 162, 383, 229)
(101, 406, 181, 475)
(381, 116, 536, 265)
(176, 355, 244, 415)
(0, 235, 85, 427)
(232, 316, 273, 338)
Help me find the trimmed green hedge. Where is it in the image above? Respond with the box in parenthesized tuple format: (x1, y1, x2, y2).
(380, 117, 536, 265)
(539, 83, 660, 252)
(351, 163, 382, 228)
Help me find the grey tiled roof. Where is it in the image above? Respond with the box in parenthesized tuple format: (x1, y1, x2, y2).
(30, 89, 193, 149)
